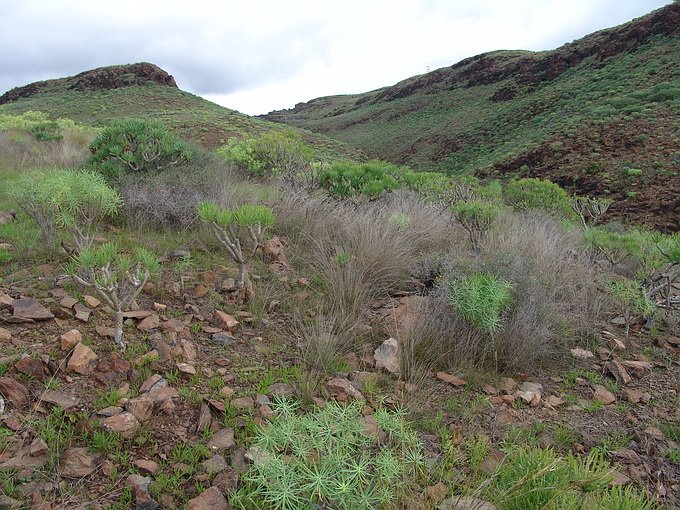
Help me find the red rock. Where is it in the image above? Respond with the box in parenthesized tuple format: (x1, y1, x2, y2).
(95, 325, 115, 338)
(593, 385, 616, 405)
(60, 296, 78, 308)
(207, 428, 235, 451)
(60, 329, 82, 351)
(0, 327, 11, 342)
(41, 390, 79, 409)
(73, 303, 91, 322)
(82, 295, 101, 308)
(67, 342, 98, 375)
(102, 412, 140, 438)
(0, 377, 30, 407)
(122, 310, 154, 319)
(606, 360, 632, 385)
(127, 397, 154, 422)
(60, 448, 101, 478)
(133, 459, 159, 475)
(137, 314, 160, 331)
(436, 372, 466, 387)
(187, 487, 228, 510)
(326, 378, 364, 400)
(14, 357, 47, 381)
(214, 310, 239, 331)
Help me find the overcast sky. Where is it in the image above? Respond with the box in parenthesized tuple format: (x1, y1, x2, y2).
(0, 0, 671, 115)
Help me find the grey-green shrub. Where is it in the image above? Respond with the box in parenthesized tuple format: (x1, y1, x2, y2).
(88, 118, 192, 180)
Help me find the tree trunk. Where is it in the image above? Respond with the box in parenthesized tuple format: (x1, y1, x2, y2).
(114, 310, 126, 351)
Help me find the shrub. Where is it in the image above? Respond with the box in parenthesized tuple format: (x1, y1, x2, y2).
(88, 119, 192, 180)
(449, 273, 513, 334)
(12, 169, 122, 251)
(571, 196, 612, 230)
(504, 177, 573, 217)
(198, 201, 275, 300)
(232, 399, 423, 510)
(452, 200, 499, 250)
(68, 242, 160, 350)
(217, 130, 313, 179)
(607, 279, 656, 337)
(318, 160, 405, 199)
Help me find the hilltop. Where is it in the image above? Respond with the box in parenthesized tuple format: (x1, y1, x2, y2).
(0, 63, 363, 162)
(265, 3, 680, 231)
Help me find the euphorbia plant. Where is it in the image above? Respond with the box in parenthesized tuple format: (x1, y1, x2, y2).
(197, 202, 275, 300)
(67, 242, 160, 350)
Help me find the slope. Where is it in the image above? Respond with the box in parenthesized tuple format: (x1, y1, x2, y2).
(265, 4, 680, 231)
(0, 63, 363, 162)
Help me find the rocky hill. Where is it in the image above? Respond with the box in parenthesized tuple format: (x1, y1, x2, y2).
(265, 3, 680, 231)
(0, 64, 363, 162)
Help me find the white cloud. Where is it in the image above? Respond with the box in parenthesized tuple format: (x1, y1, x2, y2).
(0, 0, 672, 115)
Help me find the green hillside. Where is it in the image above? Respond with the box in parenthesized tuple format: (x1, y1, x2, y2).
(0, 63, 363, 162)
(265, 4, 680, 231)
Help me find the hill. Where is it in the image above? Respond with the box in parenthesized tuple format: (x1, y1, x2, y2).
(0, 62, 363, 162)
(265, 4, 680, 231)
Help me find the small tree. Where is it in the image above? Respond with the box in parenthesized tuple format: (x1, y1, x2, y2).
(197, 202, 275, 300)
(68, 242, 160, 350)
(505, 177, 573, 218)
(451, 200, 499, 250)
(12, 169, 122, 251)
(88, 119, 192, 180)
(571, 196, 611, 230)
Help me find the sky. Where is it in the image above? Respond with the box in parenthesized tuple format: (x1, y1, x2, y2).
(0, 0, 672, 115)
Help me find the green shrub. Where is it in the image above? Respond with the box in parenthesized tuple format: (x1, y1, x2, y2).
(88, 118, 192, 180)
(68, 242, 160, 350)
(12, 169, 122, 251)
(607, 279, 656, 336)
(231, 399, 423, 510)
(504, 177, 572, 217)
(452, 200, 499, 249)
(318, 160, 406, 199)
(449, 273, 513, 334)
(217, 130, 313, 179)
(30, 121, 63, 142)
(197, 201, 275, 300)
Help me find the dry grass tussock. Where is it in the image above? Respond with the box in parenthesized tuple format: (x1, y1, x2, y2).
(274, 190, 456, 350)
(0, 128, 92, 169)
(407, 210, 604, 373)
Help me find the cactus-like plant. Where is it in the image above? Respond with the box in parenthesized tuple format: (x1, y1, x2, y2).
(452, 200, 499, 250)
(67, 242, 160, 350)
(198, 201, 275, 300)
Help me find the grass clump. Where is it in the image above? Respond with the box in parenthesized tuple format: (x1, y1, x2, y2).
(449, 273, 513, 334)
(231, 398, 423, 510)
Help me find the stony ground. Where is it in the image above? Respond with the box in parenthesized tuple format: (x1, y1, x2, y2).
(0, 252, 679, 509)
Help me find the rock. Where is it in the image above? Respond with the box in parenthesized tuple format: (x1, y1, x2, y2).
(187, 487, 228, 510)
(82, 295, 101, 308)
(214, 311, 239, 331)
(149, 335, 174, 362)
(67, 342, 98, 375)
(231, 397, 254, 411)
(201, 454, 227, 474)
(207, 428, 235, 451)
(41, 390, 79, 409)
(193, 284, 208, 298)
(102, 412, 140, 438)
(60, 447, 101, 478)
(667, 336, 680, 346)
(624, 388, 644, 403)
(14, 357, 47, 381)
(219, 387, 235, 400)
(138, 314, 160, 331)
(197, 403, 212, 432)
(176, 363, 196, 376)
(570, 348, 595, 359)
(519, 382, 543, 395)
(139, 374, 166, 394)
(127, 397, 154, 422)
(29, 437, 49, 457)
(0, 377, 30, 407)
(610, 316, 626, 325)
(244, 446, 272, 466)
(268, 383, 295, 397)
(262, 236, 287, 266)
(602, 330, 626, 350)
(12, 298, 54, 320)
(146, 386, 179, 404)
(127, 474, 151, 493)
(326, 378, 365, 401)
(97, 406, 124, 417)
(620, 360, 651, 377)
(153, 302, 167, 312)
(158, 397, 176, 415)
(179, 339, 197, 363)
(60, 329, 82, 351)
(593, 385, 616, 405)
(122, 310, 154, 319)
(606, 360, 632, 385)
(614, 448, 641, 464)
(160, 318, 184, 334)
(0, 495, 21, 509)
(211, 332, 235, 346)
(60, 296, 78, 309)
(499, 377, 517, 394)
(73, 303, 91, 322)
(95, 325, 115, 339)
(212, 467, 239, 495)
(437, 372, 466, 387)
(255, 394, 270, 406)
(134, 459, 159, 475)
(374, 338, 401, 374)
(0, 327, 11, 342)
(362, 415, 387, 443)
(644, 426, 664, 440)
(438, 496, 497, 510)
